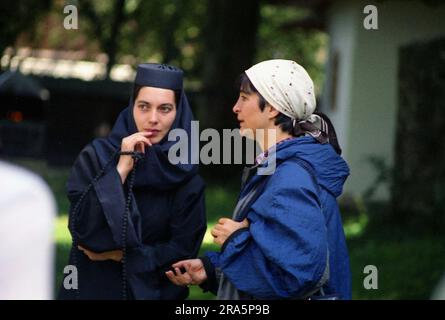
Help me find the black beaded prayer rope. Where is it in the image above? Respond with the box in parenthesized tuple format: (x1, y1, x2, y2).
(69, 149, 143, 300)
(120, 151, 142, 300)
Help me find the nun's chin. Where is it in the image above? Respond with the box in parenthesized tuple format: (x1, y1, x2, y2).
(149, 134, 165, 144)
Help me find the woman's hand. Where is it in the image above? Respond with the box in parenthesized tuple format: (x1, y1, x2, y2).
(211, 218, 249, 246)
(78, 245, 123, 262)
(117, 132, 152, 183)
(165, 259, 208, 286)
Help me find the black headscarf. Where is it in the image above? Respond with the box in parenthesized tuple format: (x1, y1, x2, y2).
(92, 63, 198, 190)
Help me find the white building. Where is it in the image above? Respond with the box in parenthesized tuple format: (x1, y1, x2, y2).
(314, 0, 445, 199)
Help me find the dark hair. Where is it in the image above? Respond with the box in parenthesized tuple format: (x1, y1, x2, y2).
(238, 73, 342, 154)
(132, 84, 180, 105)
(239, 73, 267, 111)
(314, 111, 342, 155)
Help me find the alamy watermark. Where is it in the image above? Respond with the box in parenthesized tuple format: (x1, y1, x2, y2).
(63, 265, 78, 290)
(363, 265, 378, 290)
(63, 5, 78, 30)
(363, 5, 378, 30)
(167, 121, 277, 175)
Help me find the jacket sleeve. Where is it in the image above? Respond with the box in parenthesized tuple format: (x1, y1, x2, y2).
(67, 144, 140, 252)
(205, 162, 328, 299)
(125, 176, 207, 276)
(198, 255, 220, 295)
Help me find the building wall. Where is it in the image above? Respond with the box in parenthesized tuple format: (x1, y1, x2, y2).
(323, 0, 445, 200)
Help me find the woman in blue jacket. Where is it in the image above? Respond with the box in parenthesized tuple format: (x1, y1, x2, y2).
(166, 59, 351, 299)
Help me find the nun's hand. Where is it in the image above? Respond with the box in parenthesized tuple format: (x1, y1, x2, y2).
(165, 259, 207, 286)
(211, 218, 249, 246)
(117, 132, 152, 183)
(78, 246, 123, 262)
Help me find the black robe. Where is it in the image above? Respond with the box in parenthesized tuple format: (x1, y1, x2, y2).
(60, 63, 206, 299)
(59, 143, 206, 299)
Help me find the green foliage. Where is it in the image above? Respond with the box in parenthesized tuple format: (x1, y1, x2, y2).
(75, 0, 207, 76)
(0, 0, 51, 60)
(15, 1, 100, 56)
(256, 4, 328, 91)
(393, 36, 445, 231)
(203, 184, 239, 224)
(349, 235, 445, 299)
(7, 0, 207, 77)
(8, 1, 327, 86)
(119, 0, 206, 72)
(363, 155, 392, 202)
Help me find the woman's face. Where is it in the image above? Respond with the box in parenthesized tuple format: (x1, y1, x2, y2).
(133, 86, 177, 144)
(232, 90, 269, 140)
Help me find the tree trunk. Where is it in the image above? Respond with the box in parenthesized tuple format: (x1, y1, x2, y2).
(104, 0, 126, 79)
(199, 0, 261, 130)
(161, 0, 184, 65)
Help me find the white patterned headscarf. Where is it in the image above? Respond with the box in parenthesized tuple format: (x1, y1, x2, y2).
(245, 59, 316, 121)
(245, 59, 329, 144)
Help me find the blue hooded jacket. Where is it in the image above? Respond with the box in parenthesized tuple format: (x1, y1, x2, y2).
(205, 136, 351, 299)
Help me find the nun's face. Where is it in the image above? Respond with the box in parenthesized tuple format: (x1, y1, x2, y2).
(133, 86, 177, 144)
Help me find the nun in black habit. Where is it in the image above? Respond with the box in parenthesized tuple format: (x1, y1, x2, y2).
(59, 63, 207, 300)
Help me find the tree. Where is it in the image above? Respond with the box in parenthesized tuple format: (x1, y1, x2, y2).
(78, 0, 126, 79)
(256, 3, 327, 92)
(393, 37, 445, 231)
(199, 0, 261, 129)
(77, 0, 206, 78)
(0, 0, 52, 70)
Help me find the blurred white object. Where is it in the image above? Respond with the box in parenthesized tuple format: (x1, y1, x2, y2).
(0, 161, 56, 299)
(432, 273, 445, 300)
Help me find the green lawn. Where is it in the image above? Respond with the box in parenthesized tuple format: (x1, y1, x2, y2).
(349, 235, 445, 299)
(14, 159, 445, 299)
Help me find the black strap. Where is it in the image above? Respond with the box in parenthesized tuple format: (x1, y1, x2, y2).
(235, 175, 271, 222)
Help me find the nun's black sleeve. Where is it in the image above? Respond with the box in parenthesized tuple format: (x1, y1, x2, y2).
(66, 144, 140, 252)
(198, 256, 219, 295)
(125, 176, 207, 276)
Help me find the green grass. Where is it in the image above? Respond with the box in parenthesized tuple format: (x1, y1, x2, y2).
(348, 235, 445, 299)
(13, 159, 445, 300)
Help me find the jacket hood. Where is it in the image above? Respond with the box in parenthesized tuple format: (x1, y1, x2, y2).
(265, 136, 350, 197)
